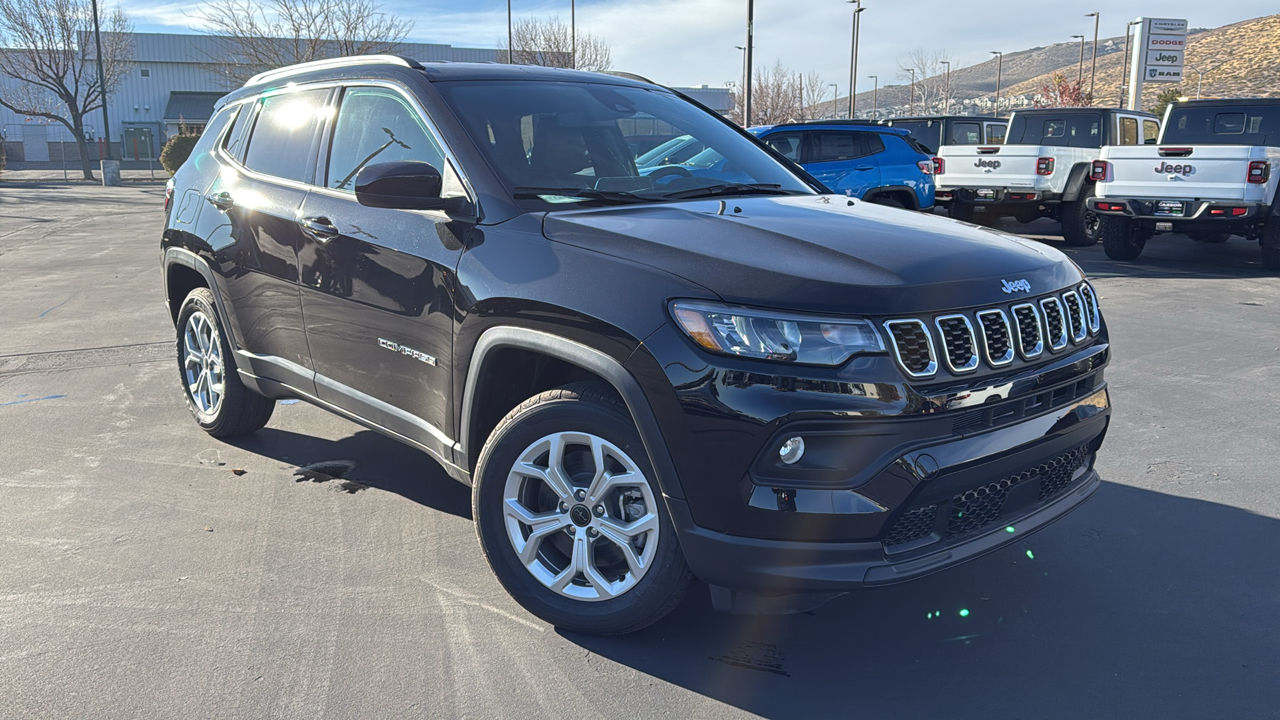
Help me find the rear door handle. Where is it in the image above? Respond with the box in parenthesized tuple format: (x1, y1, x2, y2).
(855, 165, 874, 171)
(205, 191, 234, 211)
(299, 216, 339, 242)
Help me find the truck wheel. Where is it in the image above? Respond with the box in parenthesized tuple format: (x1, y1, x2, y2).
(1101, 215, 1146, 261)
(1061, 183, 1100, 246)
(1189, 231, 1230, 243)
(175, 288, 275, 437)
(1261, 215, 1280, 271)
(472, 381, 693, 635)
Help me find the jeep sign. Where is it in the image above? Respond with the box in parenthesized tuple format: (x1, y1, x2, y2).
(1127, 16, 1187, 109)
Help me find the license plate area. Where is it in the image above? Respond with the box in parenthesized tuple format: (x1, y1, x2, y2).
(975, 189, 996, 201)
(1154, 200, 1185, 217)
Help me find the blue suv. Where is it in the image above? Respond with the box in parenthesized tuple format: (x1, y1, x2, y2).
(750, 122, 935, 210)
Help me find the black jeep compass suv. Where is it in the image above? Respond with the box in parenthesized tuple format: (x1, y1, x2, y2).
(161, 56, 1111, 635)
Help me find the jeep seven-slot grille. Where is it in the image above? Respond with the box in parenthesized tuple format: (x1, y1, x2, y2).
(883, 443, 1092, 551)
(883, 285, 1099, 379)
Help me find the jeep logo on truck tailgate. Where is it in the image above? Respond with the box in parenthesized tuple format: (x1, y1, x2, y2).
(974, 159, 1002, 169)
(1155, 162, 1195, 176)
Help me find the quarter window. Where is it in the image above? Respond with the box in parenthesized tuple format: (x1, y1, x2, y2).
(985, 123, 1006, 144)
(1143, 120, 1160, 144)
(242, 89, 329, 183)
(326, 87, 446, 192)
(1119, 117, 1139, 145)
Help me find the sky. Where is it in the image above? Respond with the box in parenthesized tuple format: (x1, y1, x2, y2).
(124, 0, 1275, 91)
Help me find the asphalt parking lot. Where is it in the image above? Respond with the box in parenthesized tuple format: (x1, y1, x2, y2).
(2, 183, 1278, 719)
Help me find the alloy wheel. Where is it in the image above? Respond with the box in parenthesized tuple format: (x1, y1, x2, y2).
(182, 310, 225, 416)
(502, 432, 659, 601)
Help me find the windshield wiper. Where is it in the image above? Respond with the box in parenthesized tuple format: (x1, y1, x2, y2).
(513, 187, 656, 204)
(660, 183, 791, 200)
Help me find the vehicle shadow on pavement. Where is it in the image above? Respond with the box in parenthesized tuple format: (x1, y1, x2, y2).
(225, 426, 472, 520)
(566, 482, 1280, 719)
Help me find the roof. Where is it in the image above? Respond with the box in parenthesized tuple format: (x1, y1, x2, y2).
(163, 91, 225, 122)
(1171, 97, 1280, 107)
(760, 121, 909, 135)
(1010, 107, 1158, 118)
(888, 115, 1007, 123)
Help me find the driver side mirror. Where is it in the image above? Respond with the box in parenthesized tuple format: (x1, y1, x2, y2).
(355, 161, 454, 210)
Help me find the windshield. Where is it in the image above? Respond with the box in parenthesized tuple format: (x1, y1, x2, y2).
(434, 80, 813, 206)
(1162, 105, 1280, 146)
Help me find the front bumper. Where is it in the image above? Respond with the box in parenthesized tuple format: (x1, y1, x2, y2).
(1088, 196, 1267, 222)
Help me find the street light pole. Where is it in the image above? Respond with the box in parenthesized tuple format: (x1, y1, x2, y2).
(1071, 34, 1085, 82)
(990, 51, 1003, 118)
(1086, 12, 1100, 101)
(744, 0, 754, 127)
(909, 68, 915, 115)
(507, 0, 513, 63)
(829, 83, 838, 119)
(869, 75, 878, 119)
(90, 0, 111, 162)
(940, 60, 950, 115)
(1119, 21, 1138, 108)
(571, 0, 576, 69)
(847, 0, 864, 119)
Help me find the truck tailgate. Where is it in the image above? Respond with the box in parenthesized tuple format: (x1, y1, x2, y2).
(1097, 145, 1273, 201)
(937, 145, 1044, 191)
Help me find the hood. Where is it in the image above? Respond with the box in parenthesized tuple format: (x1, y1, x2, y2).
(541, 195, 1081, 316)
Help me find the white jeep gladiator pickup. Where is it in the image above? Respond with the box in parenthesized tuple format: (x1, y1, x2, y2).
(936, 107, 1159, 246)
(1087, 98, 1280, 270)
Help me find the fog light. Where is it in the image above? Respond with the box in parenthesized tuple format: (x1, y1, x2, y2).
(778, 436, 805, 465)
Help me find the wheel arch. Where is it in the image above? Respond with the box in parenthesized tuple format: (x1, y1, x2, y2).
(460, 326, 686, 500)
(163, 247, 220, 324)
(1062, 162, 1094, 202)
(863, 184, 921, 210)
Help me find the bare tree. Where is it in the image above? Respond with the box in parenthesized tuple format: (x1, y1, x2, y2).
(798, 71, 827, 121)
(0, 0, 131, 179)
(499, 17, 611, 72)
(731, 60, 803, 126)
(197, 0, 413, 85)
(897, 48, 952, 115)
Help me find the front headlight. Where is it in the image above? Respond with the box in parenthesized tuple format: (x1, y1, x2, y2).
(670, 301, 884, 366)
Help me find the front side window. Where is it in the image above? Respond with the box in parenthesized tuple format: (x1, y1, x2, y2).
(435, 80, 812, 207)
(326, 87, 446, 192)
(242, 89, 329, 183)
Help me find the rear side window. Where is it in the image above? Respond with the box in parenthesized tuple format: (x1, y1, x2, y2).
(222, 103, 252, 158)
(326, 87, 446, 192)
(984, 123, 1006, 144)
(806, 131, 875, 163)
(949, 122, 981, 145)
(183, 104, 237, 161)
(1143, 120, 1160, 144)
(1162, 105, 1280, 145)
(242, 89, 329, 183)
(1118, 117, 1139, 145)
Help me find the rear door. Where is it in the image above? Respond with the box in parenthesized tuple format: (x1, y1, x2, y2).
(799, 130, 882, 198)
(296, 84, 466, 460)
(201, 87, 330, 390)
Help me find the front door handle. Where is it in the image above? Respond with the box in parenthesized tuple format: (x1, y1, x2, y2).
(299, 216, 339, 243)
(855, 165, 874, 171)
(205, 191, 234, 211)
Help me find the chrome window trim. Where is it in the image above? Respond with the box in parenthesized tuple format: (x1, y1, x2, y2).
(975, 308, 1016, 367)
(1039, 297, 1069, 351)
(1062, 291, 1088, 343)
(1079, 282, 1101, 333)
(883, 319, 938, 379)
(1010, 302, 1044, 359)
(213, 79, 477, 207)
(933, 314, 980, 374)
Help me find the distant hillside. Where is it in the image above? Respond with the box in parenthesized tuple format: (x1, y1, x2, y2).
(842, 13, 1280, 114)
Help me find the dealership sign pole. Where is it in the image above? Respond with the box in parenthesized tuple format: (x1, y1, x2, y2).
(1126, 17, 1187, 112)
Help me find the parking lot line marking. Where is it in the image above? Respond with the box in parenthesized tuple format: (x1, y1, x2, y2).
(0, 394, 66, 407)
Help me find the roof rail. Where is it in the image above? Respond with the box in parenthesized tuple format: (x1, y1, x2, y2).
(244, 54, 424, 87)
(602, 70, 655, 85)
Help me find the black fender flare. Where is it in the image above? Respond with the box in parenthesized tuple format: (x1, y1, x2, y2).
(862, 184, 922, 210)
(163, 246, 229, 325)
(1062, 163, 1094, 202)
(459, 326, 686, 500)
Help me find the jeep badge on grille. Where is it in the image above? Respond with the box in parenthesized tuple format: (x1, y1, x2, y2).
(1001, 279, 1032, 294)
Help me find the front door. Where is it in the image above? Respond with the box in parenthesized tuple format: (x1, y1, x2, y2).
(297, 85, 466, 462)
(801, 130, 883, 199)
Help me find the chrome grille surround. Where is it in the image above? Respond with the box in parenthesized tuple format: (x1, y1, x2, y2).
(1039, 297, 1069, 351)
(1078, 283, 1101, 333)
(1062, 291, 1088, 344)
(1010, 303, 1044, 360)
(883, 319, 938, 379)
(934, 314, 980, 374)
(975, 309, 1015, 367)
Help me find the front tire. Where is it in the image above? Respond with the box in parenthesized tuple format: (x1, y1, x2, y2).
(1261, 214, 1280, 271)
(473, 382, 693, 635)
(1100, 215, 1146, 261)
(175, 288, 274, 437)
(1061, 183, 1101, 246)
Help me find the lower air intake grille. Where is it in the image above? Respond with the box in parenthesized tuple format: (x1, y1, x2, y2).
(945, 443, 1091, 541)
(882, 504, 938, 548)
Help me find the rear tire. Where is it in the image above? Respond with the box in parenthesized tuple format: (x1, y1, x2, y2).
(1101, 215, 1146, 261)
(1061, 183, 1101, 246)
(1261, 214, 1280, 271)
(472, 381, 693, 635)
(175, 288, 275, 437)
